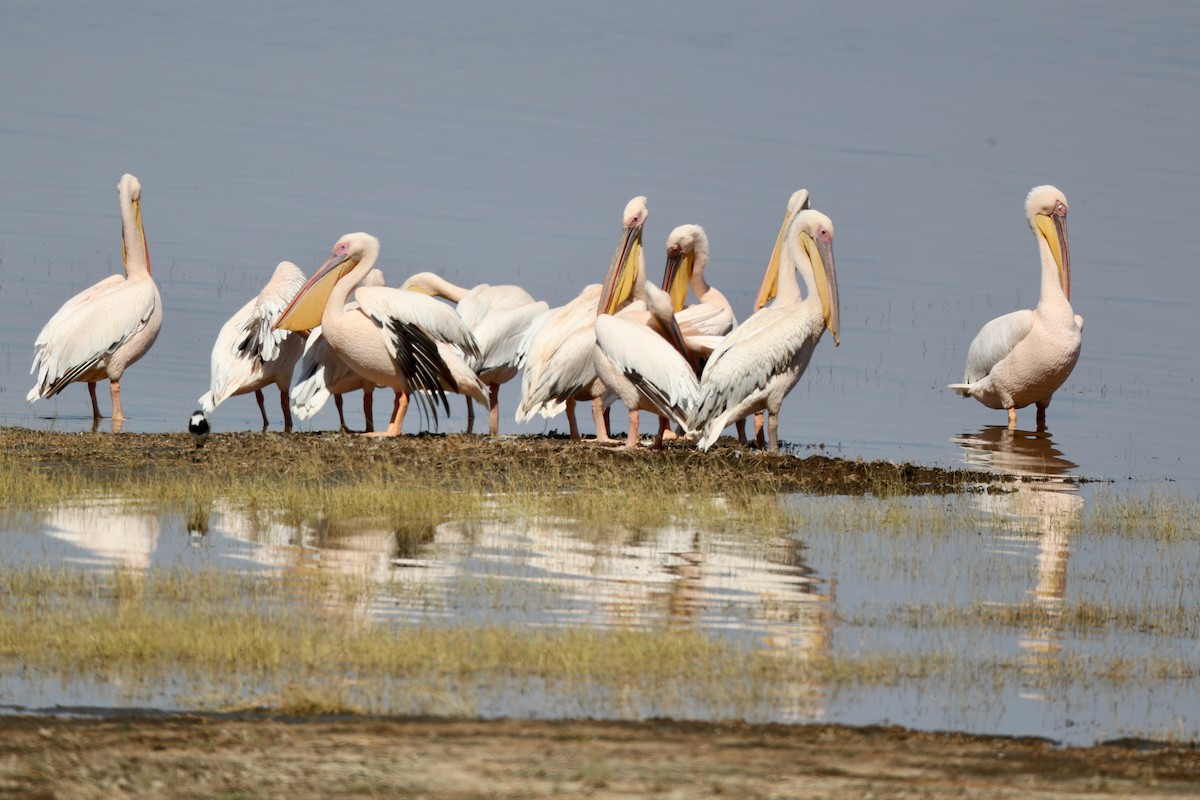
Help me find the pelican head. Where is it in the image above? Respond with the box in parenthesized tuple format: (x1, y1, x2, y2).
(754, 188, 812, 310)
(662, 224, 708, 312)
(598, 196, 648, 316)
(118, 173, 150, 276)
(275, 232, 378, 331)
(790, 208, 841, 346)
(1026, 185, 1070, 300)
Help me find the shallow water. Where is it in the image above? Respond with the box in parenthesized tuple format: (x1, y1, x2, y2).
(1, 2, 1198, 488)
(3, 477, 1198, 745)
(1, 1, 1199, 743)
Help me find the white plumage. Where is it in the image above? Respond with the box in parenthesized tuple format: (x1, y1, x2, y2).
(949, 185, 1082, 429)
(275, 233, 479, 437)
(594, 313, 699, 437)
(196, 261, 306, 431)
(27, 174, 162, 425)
(690, 207, 840, 453)
(290, 269, 385, 432)
(401, 272, 548, 434)
(662, 224, 737, 361)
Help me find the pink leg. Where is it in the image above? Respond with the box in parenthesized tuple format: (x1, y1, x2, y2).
(621, 407, 640, 449)
(591, 397, 614, 443)
(366, 391, 408, 437)
(489, 384, 500, 436)
(109, 380, 124, 422)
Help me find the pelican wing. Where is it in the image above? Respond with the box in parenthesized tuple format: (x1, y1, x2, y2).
(29, 277, 158, 399)
(517, 325, 599, 421)
(434, 341, 489, 405)
(473, 300, 549, 377)
(515, 285, 602, 419)
(356, 287, 481, 361)
(457, 284, 537, 330)
(675, 301, 736, 339)
(235, 263, 306, 364)
(595, 314, 700, 429)
(289, 328, 334, 420)
(355, 287, 481, 424)
(688, 305, 824, 449)
(960, 310, 1035, 386)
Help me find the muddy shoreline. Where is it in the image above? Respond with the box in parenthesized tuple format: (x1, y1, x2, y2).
(2, 714, 1195, 799)
(2, 426, 1012, 497)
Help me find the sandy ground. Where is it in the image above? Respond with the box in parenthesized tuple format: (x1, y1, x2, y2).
(2, 715, 1197, 799)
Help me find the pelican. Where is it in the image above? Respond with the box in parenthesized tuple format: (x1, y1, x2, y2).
(516, 197, 654, 442)
(27, 173, 162, 424)
(593, 204, 700, 449)
(274, 233, 479, 437)
(750, 189, 811, 447)
(661, 224, 737, 361)
(689, 207, 840, 453)
(194, 261, 306, 432)
(514, 284, 606, 439)
(402, 272, 548, 435)
(949, 185, 1081, 430)
(290, 269, 387, 432)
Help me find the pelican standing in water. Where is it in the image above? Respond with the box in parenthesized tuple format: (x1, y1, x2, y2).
(194, 261, 307, 432)
(274, 233, 479, 437)
(949, 185, 1081, 430)
(402, 272, 548, 435)
(27, 173, 162, 425)
(689, 207, 840, 453)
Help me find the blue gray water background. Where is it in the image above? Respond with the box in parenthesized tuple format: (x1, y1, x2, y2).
(1, 1, 1196, 488)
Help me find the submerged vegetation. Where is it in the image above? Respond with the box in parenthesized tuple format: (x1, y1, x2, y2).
(2, 565, 1196, 720)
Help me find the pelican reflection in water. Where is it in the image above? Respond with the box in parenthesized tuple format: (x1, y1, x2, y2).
(954, 425, 1081, 700)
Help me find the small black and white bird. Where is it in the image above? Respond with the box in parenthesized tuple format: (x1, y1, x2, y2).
(188, 409, 211, 448)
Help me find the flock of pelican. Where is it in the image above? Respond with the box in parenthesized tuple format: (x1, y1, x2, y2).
(26, 174, 1082, 451)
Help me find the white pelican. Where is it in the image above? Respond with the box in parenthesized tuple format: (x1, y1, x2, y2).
(290, 269, 387, 432)
(750, 189, 811, 447)
(949, 185, 1082, 430)
(514, 284, 606, 439)
(516, 197, 653, 442)
(274, 233, 480, 437)
(689, 207, 840, 453)
(402, 272, 548, 435)
(194, 261, 306, 432)
(661, 224, 737, 362)
(27, 173, 162, 424)
(593, 205, 700, 449)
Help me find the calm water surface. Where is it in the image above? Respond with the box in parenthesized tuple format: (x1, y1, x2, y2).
(1, 1, 1199, 742)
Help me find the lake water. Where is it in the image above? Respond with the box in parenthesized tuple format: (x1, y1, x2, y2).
(1, 1, 1199, 742)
